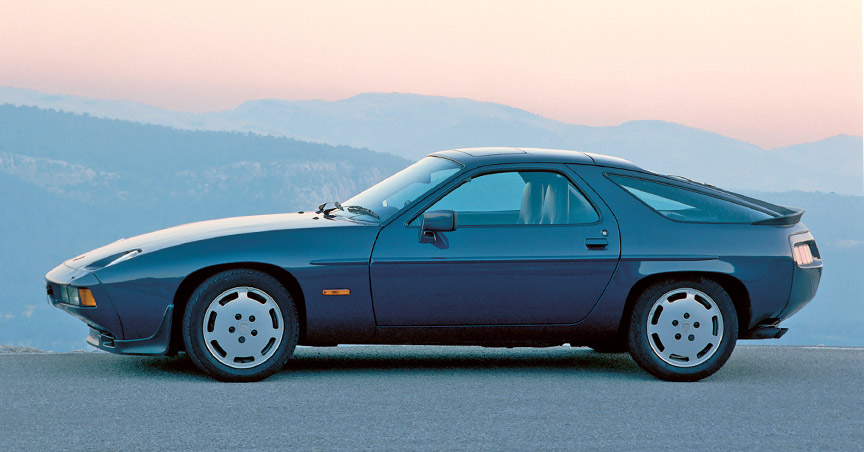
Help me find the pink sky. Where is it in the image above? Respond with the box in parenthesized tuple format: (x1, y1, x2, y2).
(0, 0, 860, 148)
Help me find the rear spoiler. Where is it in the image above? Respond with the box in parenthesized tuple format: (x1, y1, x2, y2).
(709, 188, 805, 225)
(752, 208, 805, 225)
(664, 175, 806, 226)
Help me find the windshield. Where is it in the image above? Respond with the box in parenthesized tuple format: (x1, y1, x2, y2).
(340, 156, 462, 222)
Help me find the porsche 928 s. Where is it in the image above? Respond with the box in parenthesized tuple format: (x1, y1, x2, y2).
(46, 148, 822, 381)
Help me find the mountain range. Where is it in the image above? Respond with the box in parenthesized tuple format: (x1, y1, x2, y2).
(2, 86, 862, 196)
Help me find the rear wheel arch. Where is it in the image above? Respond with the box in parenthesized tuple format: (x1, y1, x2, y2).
(170, 263, 307, 353)
(620, 271, 751, 338)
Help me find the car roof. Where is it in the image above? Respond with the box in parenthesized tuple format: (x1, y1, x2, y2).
(429, 147, 644, 171)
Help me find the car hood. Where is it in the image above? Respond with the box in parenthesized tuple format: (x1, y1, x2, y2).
(65, 212, 357, 270)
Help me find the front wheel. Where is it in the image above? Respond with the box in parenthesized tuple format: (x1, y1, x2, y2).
(627, 278, 738, 381)
(183, 269, 299, 382)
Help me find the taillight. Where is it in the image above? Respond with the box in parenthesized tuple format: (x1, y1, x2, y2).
(793, 242, 817, 266)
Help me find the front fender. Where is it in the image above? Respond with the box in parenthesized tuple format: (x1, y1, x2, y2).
(94, 226, 380, 341)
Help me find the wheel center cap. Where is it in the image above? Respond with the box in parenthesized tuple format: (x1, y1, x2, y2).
(238, 322, 251, 334)
(681, 322, 692, 333)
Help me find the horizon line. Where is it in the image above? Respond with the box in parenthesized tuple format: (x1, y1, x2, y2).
(1, 84, 861, 151)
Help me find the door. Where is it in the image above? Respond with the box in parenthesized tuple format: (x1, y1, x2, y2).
(370, 164, 621, 326)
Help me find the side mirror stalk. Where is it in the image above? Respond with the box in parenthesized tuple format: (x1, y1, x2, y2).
(419, 230, 437, 243)
(418, 210, 457, 243)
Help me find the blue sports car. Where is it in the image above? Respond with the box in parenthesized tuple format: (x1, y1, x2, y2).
(46, 148, 822, 381)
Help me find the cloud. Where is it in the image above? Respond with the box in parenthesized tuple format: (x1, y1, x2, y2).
(22, 305, 36, 319)
(832, 239, 864, 248)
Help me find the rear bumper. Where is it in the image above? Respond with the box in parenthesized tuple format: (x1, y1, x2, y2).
(742, 324, 788, 339)
(780, 231, 823, 320)
(742, 231, 822, 340)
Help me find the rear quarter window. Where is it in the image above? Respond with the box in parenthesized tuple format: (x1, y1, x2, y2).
(607, 175, 775, 224)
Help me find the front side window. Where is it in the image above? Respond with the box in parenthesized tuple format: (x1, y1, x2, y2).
(414, 170, 599, 226)
(608, 175, 774, 223)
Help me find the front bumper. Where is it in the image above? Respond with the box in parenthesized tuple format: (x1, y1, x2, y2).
(46, 264, 124, 340)
(86, 305, 174, 355)
(46, 263, 174, 356)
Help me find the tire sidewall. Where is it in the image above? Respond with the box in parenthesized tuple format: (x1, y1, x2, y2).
(628, 277, 738, 381)
(183, 270, 299, 382)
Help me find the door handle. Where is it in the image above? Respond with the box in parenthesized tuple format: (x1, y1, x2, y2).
(585, 237, 608, 248)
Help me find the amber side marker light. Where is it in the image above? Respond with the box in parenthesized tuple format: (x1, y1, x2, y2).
(322, 289, 351, 296)
(79, 288, 97, 307)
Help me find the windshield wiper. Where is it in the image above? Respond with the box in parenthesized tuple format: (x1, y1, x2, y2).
(343, 205, 380, 219)
(317, 201, 343, 216)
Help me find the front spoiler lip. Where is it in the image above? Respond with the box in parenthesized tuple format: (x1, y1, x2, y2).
(87, 305, 174, 355)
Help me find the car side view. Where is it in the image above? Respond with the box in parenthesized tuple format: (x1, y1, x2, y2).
(45, 147, 822, 381)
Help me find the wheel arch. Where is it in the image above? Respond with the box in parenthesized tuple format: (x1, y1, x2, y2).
(169, 262, 307, 353)
(619, 271, 751, 340)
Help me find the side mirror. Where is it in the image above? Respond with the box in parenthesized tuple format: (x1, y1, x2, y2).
(419, 210, 457, 243)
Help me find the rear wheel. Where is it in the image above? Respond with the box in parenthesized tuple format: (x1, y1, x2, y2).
(183, 269, 299, 382)
(627, 278, 738, 381)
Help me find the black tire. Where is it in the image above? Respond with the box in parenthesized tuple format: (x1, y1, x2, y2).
(182, 269, 299, 382)
(627, 277, 738, 381)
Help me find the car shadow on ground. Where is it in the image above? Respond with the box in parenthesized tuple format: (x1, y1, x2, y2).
(75, 345, 814, 384)
(123, 346, 652, 381)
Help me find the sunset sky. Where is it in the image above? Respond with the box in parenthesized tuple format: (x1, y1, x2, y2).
(0, 0, 860, 148)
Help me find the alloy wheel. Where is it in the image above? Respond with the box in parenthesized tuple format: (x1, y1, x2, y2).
(645, 288, 724, 367)
(202, 286, 284, 369)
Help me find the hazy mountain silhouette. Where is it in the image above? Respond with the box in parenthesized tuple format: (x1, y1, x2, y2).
(3, 86, 861, 195)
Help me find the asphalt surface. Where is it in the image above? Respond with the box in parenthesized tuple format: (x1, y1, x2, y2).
(1, 345, 862, 451)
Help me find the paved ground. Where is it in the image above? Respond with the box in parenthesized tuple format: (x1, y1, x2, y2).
(0, 345, 862, 451)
